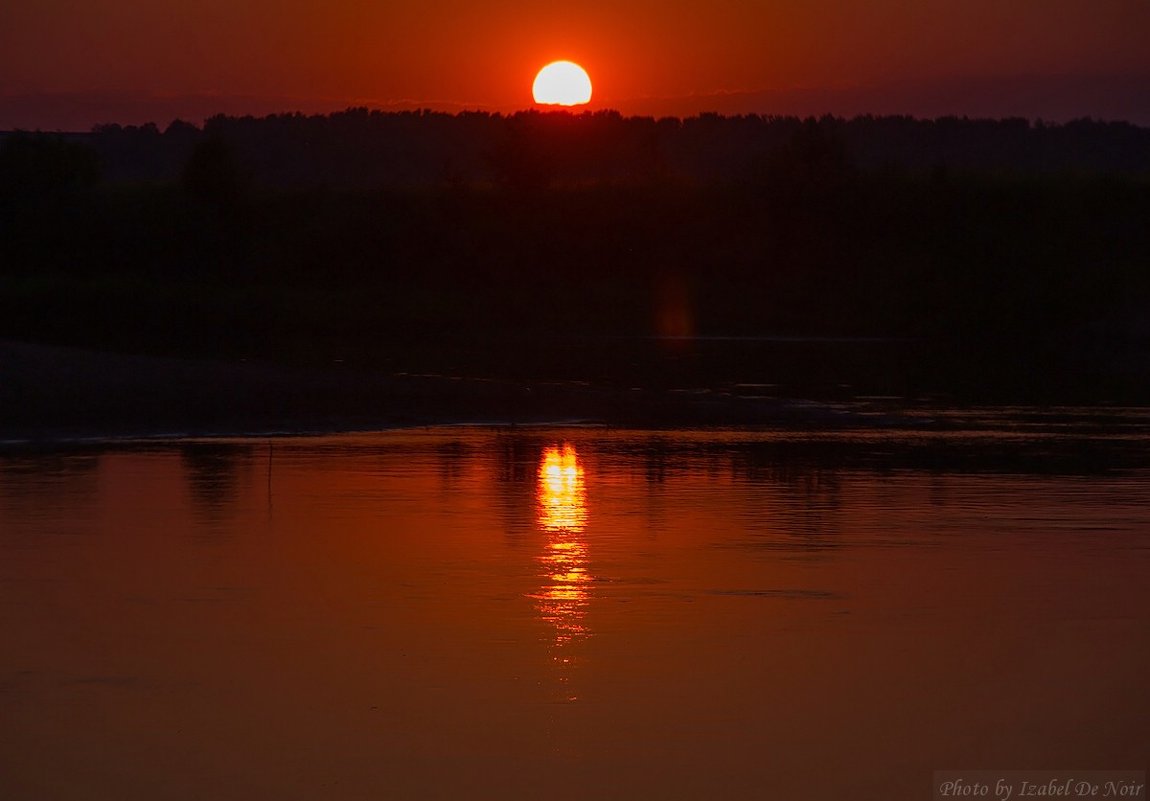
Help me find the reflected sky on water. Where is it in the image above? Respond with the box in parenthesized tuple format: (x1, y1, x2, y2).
(1, 426, 1148, 801)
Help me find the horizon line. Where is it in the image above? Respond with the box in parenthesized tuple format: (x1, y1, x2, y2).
(3, 72, 1149, 132)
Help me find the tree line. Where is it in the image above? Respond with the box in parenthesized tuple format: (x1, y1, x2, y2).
(3, 109, 1147, 192)
(2, 110, 1149, 401)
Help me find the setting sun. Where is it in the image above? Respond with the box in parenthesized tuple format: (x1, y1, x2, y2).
(532, 61, 592, 107)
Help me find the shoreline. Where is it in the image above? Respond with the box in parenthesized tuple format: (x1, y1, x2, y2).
(1, 338, 859, 445)
(5, 338, 1150, 448)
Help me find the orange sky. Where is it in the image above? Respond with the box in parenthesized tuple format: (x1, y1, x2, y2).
(2, 0, 1149, 129)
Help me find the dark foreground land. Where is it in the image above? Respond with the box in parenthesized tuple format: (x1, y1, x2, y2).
(3, 111, 1150, 437)
(7, 339, 1150, 453)
(0, 338, 936, 440)
(0, 338, 673, 440)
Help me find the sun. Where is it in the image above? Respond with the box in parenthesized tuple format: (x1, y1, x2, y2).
(532, 61, 592, 107)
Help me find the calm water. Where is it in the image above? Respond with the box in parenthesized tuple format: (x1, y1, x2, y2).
(1, 426, 1148, 800)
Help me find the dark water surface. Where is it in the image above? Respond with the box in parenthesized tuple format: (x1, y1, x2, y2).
(1, 426, 1148, 800)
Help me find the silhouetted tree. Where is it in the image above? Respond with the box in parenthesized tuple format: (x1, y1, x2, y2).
(758, 117, 855, 195)
(487, 113, 557, 192)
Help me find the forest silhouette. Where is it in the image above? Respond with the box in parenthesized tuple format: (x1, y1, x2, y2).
(2, 109, 1149, 402)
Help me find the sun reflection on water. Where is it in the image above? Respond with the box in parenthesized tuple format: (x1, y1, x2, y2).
(533, 444, 590, 693)
(538, 443, 587, 533)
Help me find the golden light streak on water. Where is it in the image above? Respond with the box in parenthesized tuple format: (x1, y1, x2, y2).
(534, 444, 591, 695)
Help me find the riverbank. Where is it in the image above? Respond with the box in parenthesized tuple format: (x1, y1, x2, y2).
(7, 339, 1150, 454)
(3, 339, 876, 443)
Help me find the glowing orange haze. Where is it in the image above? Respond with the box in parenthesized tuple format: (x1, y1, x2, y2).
(2, 0, 1149, 128)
